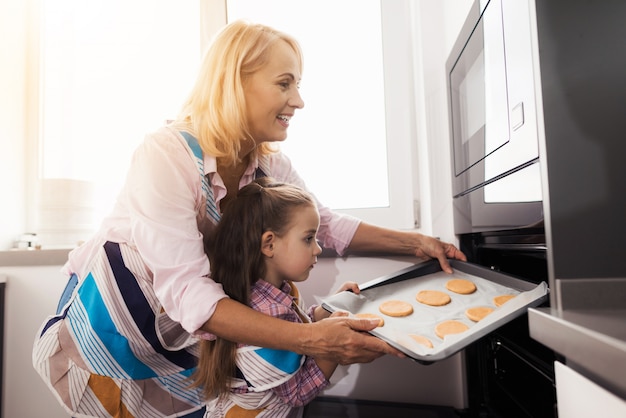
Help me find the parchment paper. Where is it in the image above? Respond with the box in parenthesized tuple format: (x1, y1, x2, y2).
(321, 263, 548, 362)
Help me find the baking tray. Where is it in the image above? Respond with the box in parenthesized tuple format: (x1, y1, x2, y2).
(321, 259, 548, 364)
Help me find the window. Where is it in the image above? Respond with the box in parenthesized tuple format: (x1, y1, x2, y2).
(34, 0, 417, 247)
(36, 0, 202, 246)
(225, 0, 417, 228)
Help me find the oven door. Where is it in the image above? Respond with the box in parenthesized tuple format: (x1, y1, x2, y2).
(461, 228, 559, 418)
(449, 0, 509, 184)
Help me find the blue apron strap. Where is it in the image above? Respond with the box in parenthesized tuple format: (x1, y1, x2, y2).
(179, 131, 221, 223)
(180, 131, 271, 220)
(180, 131, 203, 161)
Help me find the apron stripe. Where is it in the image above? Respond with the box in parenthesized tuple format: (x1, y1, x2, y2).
(76, 272, 153, 378)
(104, 241, 198, 371)
(180, 130, 269, 226)
(88, 374, 134, 418)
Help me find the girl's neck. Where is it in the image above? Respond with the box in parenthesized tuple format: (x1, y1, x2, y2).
(263, 276, 284, 289)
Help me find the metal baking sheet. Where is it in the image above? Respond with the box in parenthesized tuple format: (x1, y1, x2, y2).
(321, 259, 548, 363)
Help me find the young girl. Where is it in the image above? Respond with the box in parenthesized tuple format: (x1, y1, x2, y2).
(193, 177, 359, 417)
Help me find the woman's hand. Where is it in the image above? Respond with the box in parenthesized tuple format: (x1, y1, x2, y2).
(206, 298, 402, 366)
(413, 234, 467, 274)
(301, 315, 404, 364)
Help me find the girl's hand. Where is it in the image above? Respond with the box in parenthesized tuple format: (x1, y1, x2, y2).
(313, 282, 359, 322)
(335, 281, 360, 295)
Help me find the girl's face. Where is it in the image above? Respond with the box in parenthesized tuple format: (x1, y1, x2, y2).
(244, 40, 304, 144)
(264, 204, 322, 287)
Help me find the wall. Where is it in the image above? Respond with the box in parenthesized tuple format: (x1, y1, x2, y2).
(411, 0, 473, 241)
(0, 1, 29, 250)
(1, 264, 68, 418)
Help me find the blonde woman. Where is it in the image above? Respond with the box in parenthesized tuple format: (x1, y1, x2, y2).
(33, 20, 466, 417)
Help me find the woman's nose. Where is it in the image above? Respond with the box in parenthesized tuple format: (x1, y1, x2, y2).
(290, 89, 304, 109)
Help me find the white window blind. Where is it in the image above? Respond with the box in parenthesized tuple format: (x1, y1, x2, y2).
(37, 0, 202, 246)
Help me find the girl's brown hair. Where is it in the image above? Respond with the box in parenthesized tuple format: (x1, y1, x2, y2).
(191, 177, 315, 399)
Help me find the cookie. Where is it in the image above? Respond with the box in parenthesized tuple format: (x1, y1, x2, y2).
(354, 313, 385, 327)
(379, 300, 414, 317)
(435, 320, 469, 338)
(465, 306, 494, 322)
(416, 290, 451, 306)
(408, 334, 434, 349)
(445, 278, 477, 295)
(493, 294, 516, 307)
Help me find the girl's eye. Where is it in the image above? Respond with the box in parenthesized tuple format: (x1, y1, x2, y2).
(279, 82, 290, 89)
(305, 236, 315, 244)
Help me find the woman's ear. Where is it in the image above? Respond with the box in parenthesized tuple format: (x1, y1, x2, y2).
(261, 231, 275, 257)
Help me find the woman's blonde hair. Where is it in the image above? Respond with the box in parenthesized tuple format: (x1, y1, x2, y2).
(174, 20, 303, 166)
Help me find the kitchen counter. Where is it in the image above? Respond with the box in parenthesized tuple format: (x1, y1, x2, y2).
(528, 306, 626, 401)
(0, 249, 71, 267)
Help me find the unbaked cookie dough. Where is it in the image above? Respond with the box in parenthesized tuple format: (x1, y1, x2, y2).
(493, 294, 515, 307)
(355, 312, 385, 327)
(408, 334, 434, 349)
(379, 300, 414, 317)
(465, 306, 494, 322)
(435, 320, 469, 339)
(445, 278, 477, 295)
(416, 290, 452, 306)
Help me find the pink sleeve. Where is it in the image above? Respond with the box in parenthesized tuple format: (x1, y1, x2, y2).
(124, 129, 227, 334)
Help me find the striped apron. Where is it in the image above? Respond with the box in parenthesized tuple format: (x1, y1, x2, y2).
(33, 132, 267, 417)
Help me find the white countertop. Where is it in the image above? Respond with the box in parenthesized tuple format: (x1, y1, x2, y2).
(529, 306, 626, 401)
(0, 248, 71, 267)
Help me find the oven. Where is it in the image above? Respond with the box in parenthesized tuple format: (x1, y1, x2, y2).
(460, 226, 560, 418)
(445, 2, 561, 414)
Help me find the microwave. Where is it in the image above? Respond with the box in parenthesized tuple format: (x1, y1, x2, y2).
(447, 0, 544, 234)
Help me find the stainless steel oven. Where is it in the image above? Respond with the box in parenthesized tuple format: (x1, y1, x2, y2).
(448, 0, 626, 416)
(447, 1, 562, 415)
(459, 227, 560, 417)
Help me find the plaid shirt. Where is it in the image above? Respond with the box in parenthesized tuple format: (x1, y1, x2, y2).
(230, 279, 329, 408)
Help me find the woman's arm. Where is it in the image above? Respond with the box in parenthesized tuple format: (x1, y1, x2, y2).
(347, 222, 467, 274)
(203, 298, 402, 364)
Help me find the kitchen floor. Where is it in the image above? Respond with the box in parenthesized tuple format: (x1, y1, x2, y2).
(303, 397, 463, 418)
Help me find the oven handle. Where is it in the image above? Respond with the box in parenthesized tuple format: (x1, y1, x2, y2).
(478, 243, 547, 252)
(493, 339, 555, 385)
